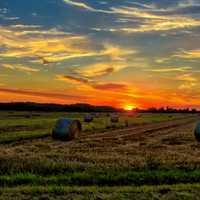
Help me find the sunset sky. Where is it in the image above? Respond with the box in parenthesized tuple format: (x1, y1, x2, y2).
(0, 0, 200, 109)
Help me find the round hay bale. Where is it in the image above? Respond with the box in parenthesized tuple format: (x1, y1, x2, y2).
(84, 114, 93, 123)
(110, 115, 119, 123)
(94, 113, 100, 118)
(106, 113, 110, 117)
(125, 119, 129, 127)
(52, 118, 81, 141)
(194, 122, 200, 142)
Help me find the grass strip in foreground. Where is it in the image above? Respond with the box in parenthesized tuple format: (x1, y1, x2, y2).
(1, 184, 200, 200)
(1, 169, 200, 187)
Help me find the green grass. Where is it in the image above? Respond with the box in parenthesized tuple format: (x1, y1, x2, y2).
(1, 153, 200, 187)
(1, 168, 200, 187)
(1, 184, 200, 200)
(0, 130, 50, 144)
(0, 112, 199, 199)
(0, 111, 192, 144)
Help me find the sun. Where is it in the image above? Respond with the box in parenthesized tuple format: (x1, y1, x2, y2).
(124, 105, 135, 111)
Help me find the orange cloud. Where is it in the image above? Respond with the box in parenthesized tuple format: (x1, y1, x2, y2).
(175, 49, 200, 59)
(148, 66, 192, 73)
(93, 83, 127, 91)
(56, 74, 128, 92)
(0, 87, 88, 101)
(75, 62, 126, 78)
(175, 73, 198, 89)
(57, 75, 90, 85)
(2, 64, 40, 73)
(0, 25, 136, 66)
(0, 26, 96, 62)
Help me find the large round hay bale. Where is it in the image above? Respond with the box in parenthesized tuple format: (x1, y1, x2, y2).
(52, 119, 81, 141)
(84, 113, 93, 123)
(110, 115, 119, 123)
(194, 122, 200, 141)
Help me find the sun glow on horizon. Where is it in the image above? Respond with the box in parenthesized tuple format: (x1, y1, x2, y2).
(123, 105, 136, 111)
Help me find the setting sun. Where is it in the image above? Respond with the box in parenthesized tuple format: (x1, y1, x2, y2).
(124, 105, 135, 111)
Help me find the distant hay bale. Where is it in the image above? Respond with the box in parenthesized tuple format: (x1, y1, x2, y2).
(84, 113, 93, 123)
(94, 113, 100, 118)
(106, 113, 110, 117)
(194, 122, 200, 142)
(125, 119, 129, 127)
(110, 115, 119, 123)
(52, 118, 82, 141)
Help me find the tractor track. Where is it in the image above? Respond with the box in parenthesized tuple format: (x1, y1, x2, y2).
(48, 116, 198, 156)
(80, 116, 199, 143)
(3, 116, 198, 147)
(1, 115, 199, 168)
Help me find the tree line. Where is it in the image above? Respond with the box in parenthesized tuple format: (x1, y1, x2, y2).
(0, 102, 119, 112)
(138, 107, 199, 113)
(0, 102, 198, 113)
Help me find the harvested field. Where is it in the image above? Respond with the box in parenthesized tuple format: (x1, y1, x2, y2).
(1, 115, 199, 167)
(0, 112, 200, 199)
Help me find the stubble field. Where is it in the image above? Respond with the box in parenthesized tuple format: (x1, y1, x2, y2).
(0, 111, 200, 199)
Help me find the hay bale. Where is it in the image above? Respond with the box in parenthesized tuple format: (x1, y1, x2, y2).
(194, 122, 200, 142)
(94, 113, 100, 118)
(84, 113, 93, 123)
(106, 113, 110, 117)
(52, 118, 81, 141)
(125, 119, 129, 127)
(25, 114, 32, 118)
(110, 115, 119, 123)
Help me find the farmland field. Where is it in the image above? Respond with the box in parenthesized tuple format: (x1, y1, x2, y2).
(0, 111, 200, 199)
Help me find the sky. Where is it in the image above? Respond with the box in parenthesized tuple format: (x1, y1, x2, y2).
(0, 0, 200, 109)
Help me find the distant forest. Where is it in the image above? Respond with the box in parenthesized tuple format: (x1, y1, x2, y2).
(0, 102, 199, 113)
(0, 102, 118, 112)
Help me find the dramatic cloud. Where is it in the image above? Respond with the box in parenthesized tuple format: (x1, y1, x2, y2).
(175, 73, 198, 89)
(0, 26, 94, 61)
(0, 25, 136, 65)
(2, 64, 39, 73)
(0, 0, 200, 108)
(149, 66, 192, 73)
(63, 0, 95, 11)
(74, 62, 129, 78)
(175, 49, 200, 59)
(176, 0, 200, 9)
(0, 87, 85, 100)
(89, 3, 200, 33)
(62, 0, 200, 33)
(75, 64, 115, 78)
(56, 74, 128, 92)
(93, 83, 127, 91)
(62, 0, 110, 13)
(105, 6, 200, 33)
(56, 74, 90, 85)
